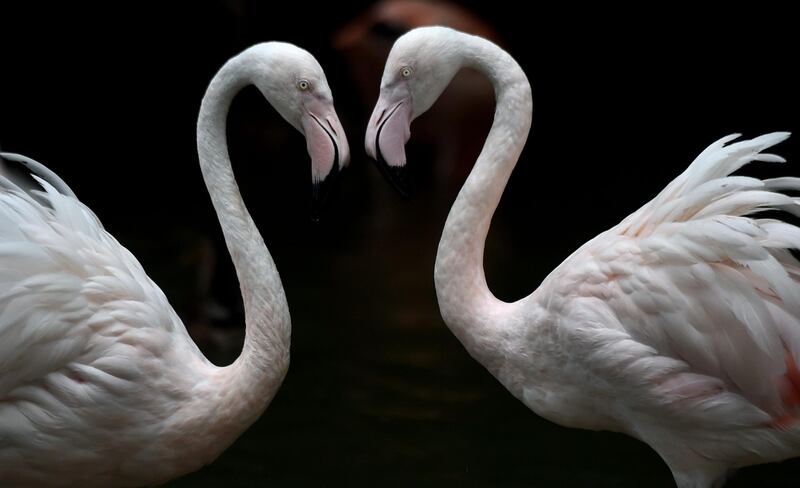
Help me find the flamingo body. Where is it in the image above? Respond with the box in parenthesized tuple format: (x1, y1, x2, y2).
(366, 26, 800, 486)
(0, 42, 348, 487)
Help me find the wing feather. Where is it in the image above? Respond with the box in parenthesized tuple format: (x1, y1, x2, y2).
(0, 153, 187, 398)
(559, 133, 800, 422)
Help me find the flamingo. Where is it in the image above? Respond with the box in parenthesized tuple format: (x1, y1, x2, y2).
(0, 42, 349, 487)
(334, 0, 499, 187)
(366, 26, 800, 487)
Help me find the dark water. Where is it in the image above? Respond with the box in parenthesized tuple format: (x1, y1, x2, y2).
(127, 168, 800, 487)
(156, 182, 666, 487)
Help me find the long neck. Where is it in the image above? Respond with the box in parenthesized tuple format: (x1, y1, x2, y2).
(196, 53, 290, 425)
(434, 35, 532, 365)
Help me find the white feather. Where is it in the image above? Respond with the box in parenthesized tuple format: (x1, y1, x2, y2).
(394, 27, 800, 488)
(0, 40, 338, 487)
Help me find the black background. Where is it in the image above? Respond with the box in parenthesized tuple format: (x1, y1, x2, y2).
(1, 2, 798, 486)
(1, 3, 796, 256)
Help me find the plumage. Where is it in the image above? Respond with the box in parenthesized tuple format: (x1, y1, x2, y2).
(366, 26, 800, 487)
(0, 42, 348, 487)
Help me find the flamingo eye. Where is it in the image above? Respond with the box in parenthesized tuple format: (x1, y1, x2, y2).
(400, 67, 413, 78)
(298, 79, 310, 91)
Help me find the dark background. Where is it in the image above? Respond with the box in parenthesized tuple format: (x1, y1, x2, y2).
(1, 2, 799, 486)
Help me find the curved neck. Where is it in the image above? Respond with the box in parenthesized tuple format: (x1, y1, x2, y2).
(196, 52, 290, 424)
(434, 35, 532, 363)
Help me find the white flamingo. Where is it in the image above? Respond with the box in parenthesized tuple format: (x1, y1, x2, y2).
(0, 42, 349, 487)
(366, 26, 800, 487)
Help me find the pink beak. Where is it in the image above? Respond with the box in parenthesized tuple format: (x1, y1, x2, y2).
(365, 95, 412, 195)
(301, 101, 350, 219)
(302, 107, 350, 183)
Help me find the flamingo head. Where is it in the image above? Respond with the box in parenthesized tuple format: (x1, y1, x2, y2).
(365, 27, 463, 195)
(251, 43, 350, 219)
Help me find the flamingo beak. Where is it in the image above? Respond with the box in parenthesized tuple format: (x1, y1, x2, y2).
(365, 94, 412, 197)
(302, 101, 350, 221)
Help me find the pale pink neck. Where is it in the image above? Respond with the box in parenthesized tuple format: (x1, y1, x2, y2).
(195, 50, 291, 432)
(433, 33, 532, 368)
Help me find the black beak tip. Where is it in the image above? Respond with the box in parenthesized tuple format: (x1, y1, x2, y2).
(385, 165, 411, 199)
(310, 184, 325, 222)
(310, 162, 341, 222)
(372, 147, 411, 199)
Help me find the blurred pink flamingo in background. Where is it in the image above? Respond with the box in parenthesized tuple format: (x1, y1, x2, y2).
(336, 0, 498, 186)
